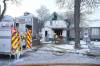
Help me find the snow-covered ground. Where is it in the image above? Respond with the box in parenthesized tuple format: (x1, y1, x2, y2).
(8, 44, 100, 65)
(42, 40, 100, 49)
(3, 40, 100, 66)
(41, 40, 100, 55)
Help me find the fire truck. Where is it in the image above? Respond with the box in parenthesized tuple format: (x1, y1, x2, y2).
(0, 21, 21, 59)
(0, 13, 40, 59)
(0, 15, 33, 59)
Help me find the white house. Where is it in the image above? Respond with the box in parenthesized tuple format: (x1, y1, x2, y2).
(84, 21, 100, 40)
(41, 20, 68, 43)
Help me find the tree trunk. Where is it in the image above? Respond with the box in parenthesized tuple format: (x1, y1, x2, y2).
(0, 0, 7, 21)
(74, 0, 81, 49)
(65, 19, 70, 44)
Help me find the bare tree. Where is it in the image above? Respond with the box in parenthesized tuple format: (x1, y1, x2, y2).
(36, 5, 50, 28)
(74, 0, 81, 48)
(56, 0, 100, 49)
(0, 0, 20, 21)
(0, 0, 6, 21)
(36, 6, 50, 21)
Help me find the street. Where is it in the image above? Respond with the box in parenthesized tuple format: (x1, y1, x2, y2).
(0, 55, 14, 66)
(0, 42, 100, 66)
(6, 44, 100, 66)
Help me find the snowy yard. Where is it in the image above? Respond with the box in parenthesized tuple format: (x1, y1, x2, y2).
(2, 40, 100, 66)
(41, 40, 100, 55)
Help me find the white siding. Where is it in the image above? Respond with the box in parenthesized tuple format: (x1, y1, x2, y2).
(62, 30, 66, 37)
(91, 28, 99, 35)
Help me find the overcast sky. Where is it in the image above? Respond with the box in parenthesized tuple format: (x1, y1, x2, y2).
(3, 0, 60, 17)
(0, 0, 100, 19)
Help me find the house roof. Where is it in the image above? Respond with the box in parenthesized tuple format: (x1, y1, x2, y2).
(70, 20, 100, 28)
(1, 15, 14, 22)
(44, 20, 67, 29)
(86, 20, 100, 27)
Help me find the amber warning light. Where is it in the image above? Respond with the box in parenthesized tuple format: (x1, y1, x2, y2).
(11, 28, 16, 33)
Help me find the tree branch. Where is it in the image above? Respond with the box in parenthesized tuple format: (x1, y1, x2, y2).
(0, 0, 7, 21)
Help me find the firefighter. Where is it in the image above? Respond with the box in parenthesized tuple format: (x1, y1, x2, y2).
(21, 32, 26, 49)
(21, 33, 25, 41)
(53, 33, 58, 44)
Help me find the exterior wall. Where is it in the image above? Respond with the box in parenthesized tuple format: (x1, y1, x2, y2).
(62, 30, 67, 43)
(69, 28, 84, 40)
(62, 30, 66, 37)
(41, 27, 67, 42)
(90, 27, 100, 40)
(69, 27, 100, 41)
(41, 27, 53, 42)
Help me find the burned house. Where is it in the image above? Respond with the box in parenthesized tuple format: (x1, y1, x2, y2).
(41, 12, 68, 43)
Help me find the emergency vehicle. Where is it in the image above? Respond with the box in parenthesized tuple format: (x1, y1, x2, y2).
(0, 13, 41, 59)
(0, 21, 21, 59)
(0, 15, 32, 59)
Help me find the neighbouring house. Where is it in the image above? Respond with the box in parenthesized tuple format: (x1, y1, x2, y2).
(83, 20, 100, 41)
(69, 20, 100, 41)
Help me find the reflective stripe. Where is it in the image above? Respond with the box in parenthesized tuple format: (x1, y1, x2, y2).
(11, 28, 21, 53)
(25, 30, 32, 49)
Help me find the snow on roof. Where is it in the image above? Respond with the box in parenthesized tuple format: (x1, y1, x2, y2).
(44, 20, 67, 28)
(2, 15, 14, 22)
(85, 20, 100, 27)
(70, 20, 100, 28)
